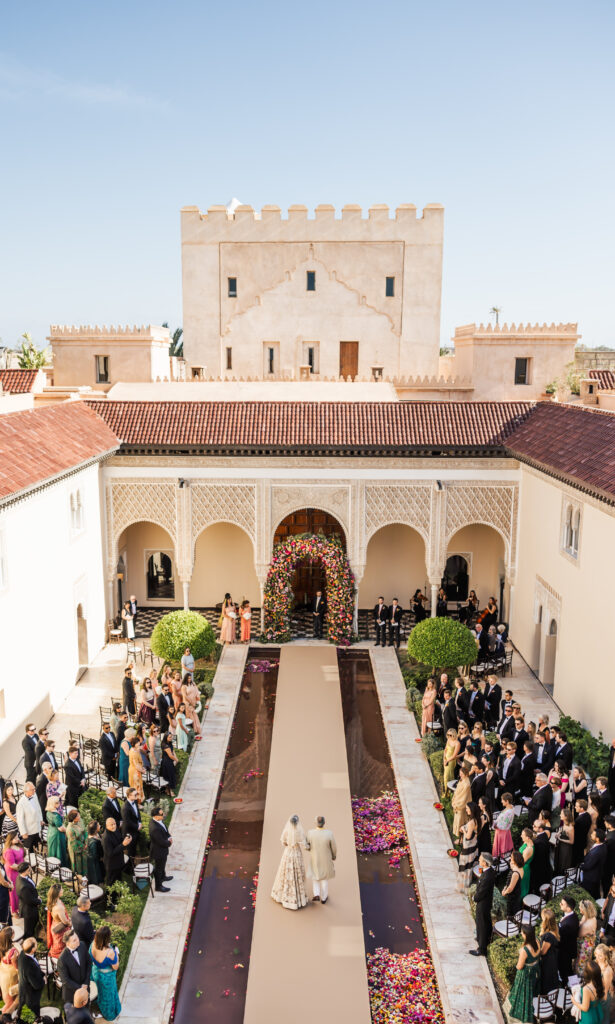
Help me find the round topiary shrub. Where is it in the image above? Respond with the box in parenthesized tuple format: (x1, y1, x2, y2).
(408, 617, 477, 674)
(150, 610, 216, 663)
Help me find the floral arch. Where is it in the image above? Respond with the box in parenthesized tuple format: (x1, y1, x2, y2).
(262, 534, 355, 644)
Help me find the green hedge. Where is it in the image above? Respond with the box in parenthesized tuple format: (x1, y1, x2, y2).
(151, 610, 216, 662)
(557, 715, 610, 777)
(408, 618, 478, 673)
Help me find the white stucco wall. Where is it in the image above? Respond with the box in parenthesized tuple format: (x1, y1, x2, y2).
(511, 467, 614, 736)
(0, 463, 107, 774)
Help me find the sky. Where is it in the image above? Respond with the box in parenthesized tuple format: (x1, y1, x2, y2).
(1, 0, 614, 351)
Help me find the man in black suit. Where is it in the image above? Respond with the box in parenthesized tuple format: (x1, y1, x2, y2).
(121, 787, 142, 858)
(453, 677, 469, 723)
(33, 728, 49, 771)
(603, 815, 615, 895)
(496, 706, 516, 744)
(534, 730, 556, 775)
(524, 774, 551, 824)
(512, 716, 529, 758)
(66, 986, 95, 1024)
(102, 785, 122, 826)
(482, 677, 502, 728)
(466, 680, 484, 724)
(39, 739, 58, 773)
(471, 765, 487, 803)
(64, 749, 87, 808)
(122, 667, 136, 716)
(441, 689, 458, 734)
(473, 623, 489, 662)
(16, 862, 41, 939)
(102, 818, 131, 884)
(71, 896, 95, 947)
(595, 778, 613, 828)
(500, 689, 514, 716)
(17, 938, 45, 1020)
(311, 590, 327, 639)
(599, 877, 615, 945)
(519, 741, 537, 799)
(469, 853, 496, 956)
(582, 830, 608, 899)
(157, 686, 172, 732)
(558, 895, 580, 983)
(552, 731, 573, 772)
(373, 597, 388, 647)
(386, 598, 402, 648)
(573, 800, 592, 866)
(531, 820, 552, 892)
(21, 724, 38, 784)
(150, 806, 173, 892)
(57, 930, 91, 1007)
(36, 762, 53, 815)
(99, 722, 118, 778)
(115, 710, 129, 745)
(499, 741, 521, 798)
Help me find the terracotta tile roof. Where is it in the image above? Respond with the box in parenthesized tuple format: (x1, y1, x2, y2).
(588, 369, 615, 390)
(0, 368, 39, 394)
(506, 403, 615, 502)
(86, 400, 535, 452)
(0, 403, 119, 504)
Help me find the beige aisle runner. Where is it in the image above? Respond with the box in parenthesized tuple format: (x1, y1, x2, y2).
(244, 646, 371, 1024)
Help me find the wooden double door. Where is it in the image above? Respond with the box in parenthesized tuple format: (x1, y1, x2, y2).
(273, 508, 346, 609)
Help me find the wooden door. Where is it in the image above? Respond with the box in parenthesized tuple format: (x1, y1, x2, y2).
(339, 341, 359, 379)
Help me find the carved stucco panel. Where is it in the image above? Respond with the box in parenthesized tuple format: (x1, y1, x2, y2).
(109, 479, 177, 555)
(364, 484, 432, 544)
(444, 483, 518, 568)
(191, 483, 257, 545)
(270, 485, 351, 542)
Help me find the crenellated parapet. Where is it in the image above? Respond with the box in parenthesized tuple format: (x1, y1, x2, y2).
(182, 202, 443, 225)
(49, 324, 170, 342)
(454, 322, 580, 341)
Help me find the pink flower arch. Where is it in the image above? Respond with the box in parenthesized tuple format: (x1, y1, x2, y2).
(262, 534, 355, 644)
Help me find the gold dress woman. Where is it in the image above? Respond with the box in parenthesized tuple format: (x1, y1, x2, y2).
(452, 766, 472, 839)
(128, 739, 144, 801)
(220, 599, 236, 645)
(271, 815, 308, 911)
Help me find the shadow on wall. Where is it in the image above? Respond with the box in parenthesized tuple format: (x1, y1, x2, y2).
(0, 695, 52, 779)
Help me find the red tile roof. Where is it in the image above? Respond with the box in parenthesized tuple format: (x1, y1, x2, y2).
(0, 403, 119, 503)
(588, 369, 615, 390)
(0, 368, 40, 394)
(86, 400, 535, 451)
(506, 403, 615, 503)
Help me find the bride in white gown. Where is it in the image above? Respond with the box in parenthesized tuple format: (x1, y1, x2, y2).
(271, 814, 308, 910)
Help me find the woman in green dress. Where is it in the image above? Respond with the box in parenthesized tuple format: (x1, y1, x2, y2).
(571, 961, 605, 1024)
(45, 796, 68, 866)
(519, 828, 534, 902)
(66, 809, 88, 877)
(507, 924, 541, 1022)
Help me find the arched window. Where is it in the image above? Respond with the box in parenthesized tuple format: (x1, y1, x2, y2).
(561, 499, 581, 559)
(70, 489, 84, 533)
(571, 509, 580, 557)
(564, 505, 573, 550)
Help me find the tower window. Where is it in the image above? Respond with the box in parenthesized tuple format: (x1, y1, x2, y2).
(95, 355, 109, 384)
(226, 347, 232, 370)
(514, 357, 530, 385)
(385, 276, 395, 297)
(267, 347, 275, 375)
(228, 277, 237, 297)
(306, 271, 316, 291)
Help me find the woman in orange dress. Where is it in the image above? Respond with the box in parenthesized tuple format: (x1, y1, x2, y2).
(128, 736, 144, 802)
(240, 600, 252, 643)
(170, 670, 183, 710)
(46, 883, 69, 958)
(181, 676, 202, 737)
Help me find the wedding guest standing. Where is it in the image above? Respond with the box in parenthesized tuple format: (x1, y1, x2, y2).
(21, 725, 38, 784)
(99, 722, 118, 778)
(181, 676, 202, 738)
(180, 646, 195, 681)
(558, 894, 580, 984)
(576, 900, 598, 977)
(411, 589, 427, 623)
(87, 822, 105, 885)
(66, 810, 88, 878)
(46, 795, 68, 866)
(0, 860, 11, 928)
(506, 924, 541, 1022)
(149, 806, 173, 893)
(538, 908, 560, 995)
(71, 896, 95, 948)
(16, 783, 42, 852)
(240, 600, 252, 643)
(16, 863, 41, 939)
(452, 765, 472, 839)
(90, 926, 121, 1021)
(138, 677, 157, 726)
(443, 730, 460, 790)
(160, 733, 178, 797)
(492, 792, 515, 858)
(470, 852, 495, 956)
(17, 937, 44, 1021)
(102, 820, 130, 886)
(0, 927, 18, 1017)
(2, 834, 24, 915)
(570, 962, 604, 1024)
(1, 783, 19, 839)
(594, 944, 613, 1022)
(421, 679, 437, 736)
(57, 930, 91, 1009)
(502, 851, 524, 917)
(519, 828, 535, 902)
(121, 601, 135, 641)
(46, 883, 69, 957)
(458, 802, 479, 890)
(128, 736, 145, 801)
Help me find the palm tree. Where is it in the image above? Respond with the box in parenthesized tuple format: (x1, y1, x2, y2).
(162, 322, 183, 358)
(489, 306, 502, 326)
(16, 332, 49, 369)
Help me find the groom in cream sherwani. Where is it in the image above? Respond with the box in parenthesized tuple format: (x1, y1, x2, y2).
(305, 815, 337, 904)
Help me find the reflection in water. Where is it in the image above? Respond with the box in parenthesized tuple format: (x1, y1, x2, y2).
(171, 651, 279, 1024)
(338, 649, 425, 954)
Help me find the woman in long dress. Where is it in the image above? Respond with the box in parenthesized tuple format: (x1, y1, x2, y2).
(66, 810, 88, 878)
(421, 679, 437, 735)
(271, 815, 308, 911)
(451, 765, 472, 839)
(121, 601, 135, 640)
(220, 597, 237, 645)
(2, 835, 24, 915)
(240, 600, 252, 642)
(128, 737, 145, 801)
(46, 796, 68, 866)
(90, 926, 121, 1021)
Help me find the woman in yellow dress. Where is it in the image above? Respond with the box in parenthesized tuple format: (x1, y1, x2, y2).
(128, 736, 144, 802)
(451, 764, 472, 839)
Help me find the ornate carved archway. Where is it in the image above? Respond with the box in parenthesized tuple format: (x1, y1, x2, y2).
(262, 534, 355, 645)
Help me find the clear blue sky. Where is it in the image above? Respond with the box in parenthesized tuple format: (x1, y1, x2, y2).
(2, 0, 614, 350)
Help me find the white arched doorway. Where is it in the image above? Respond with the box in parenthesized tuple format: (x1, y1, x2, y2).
(531, 605, 543, 672)
(272, 508, 346, 609)
(116, 521, 178, 608)
(541, 618, 558, 688)
(360, 524, 427, 607)
(191, 522, 259, 607)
